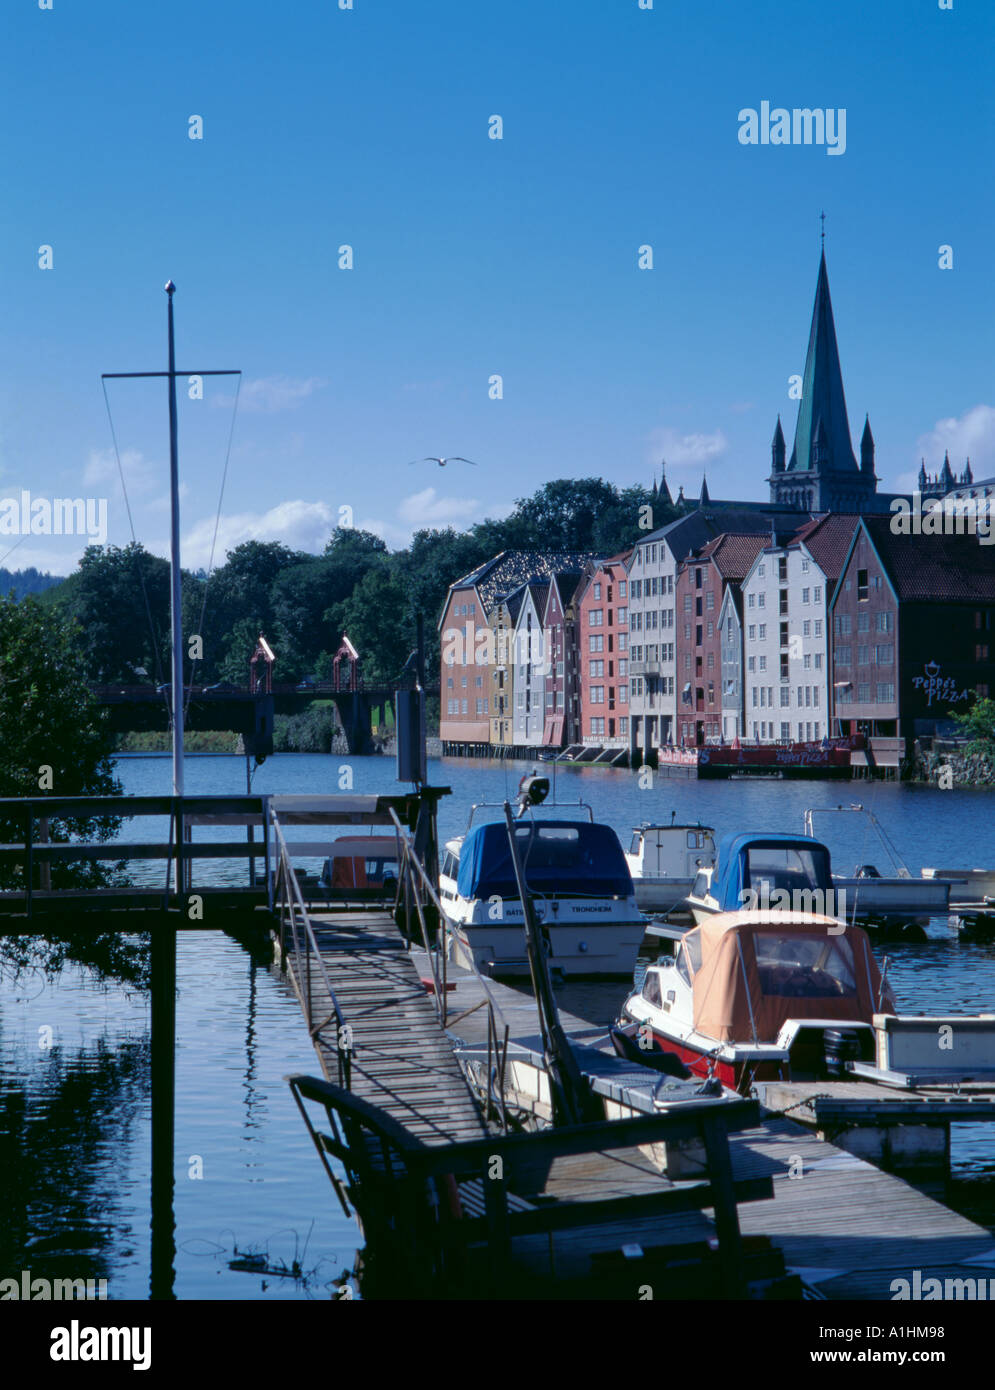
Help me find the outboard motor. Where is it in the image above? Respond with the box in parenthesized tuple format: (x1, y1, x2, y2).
(823, 1027, 862, 1077)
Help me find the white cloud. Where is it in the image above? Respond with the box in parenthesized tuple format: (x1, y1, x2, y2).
(82, 447, 156, 494)
(397, 487, 482, 527)
(216, 376, 323, 414)
(915, 404, 995, 477)
(178, 499, 337, 570)
(646, 427, 729, 469)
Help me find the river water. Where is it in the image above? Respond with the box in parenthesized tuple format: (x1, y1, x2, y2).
(0, 752, 993, 1297)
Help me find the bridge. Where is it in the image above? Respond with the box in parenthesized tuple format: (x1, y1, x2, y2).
(89, 681, 439, 755)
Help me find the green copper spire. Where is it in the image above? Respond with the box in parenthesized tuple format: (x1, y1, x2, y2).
(788, 250, 857, 474)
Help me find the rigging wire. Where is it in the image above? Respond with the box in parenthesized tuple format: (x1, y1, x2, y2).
(0, 534, 30, 571)
(101, 379, 169, 699)
(184, 373, 242, 723)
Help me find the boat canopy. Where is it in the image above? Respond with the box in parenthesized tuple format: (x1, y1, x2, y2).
(710, 833, 833, 911)
(456, 820, 633, 901)
(679, 910, 894, 1043)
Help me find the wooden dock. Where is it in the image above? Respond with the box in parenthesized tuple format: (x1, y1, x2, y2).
(270, 801, 788, 1298)
(426, 955, 995, 1300)
(278, 909, 487, 1146)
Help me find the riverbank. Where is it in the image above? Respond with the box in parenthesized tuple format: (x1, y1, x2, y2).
(914, 743, 995, 788)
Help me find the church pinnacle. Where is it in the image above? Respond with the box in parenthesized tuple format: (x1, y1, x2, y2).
(787, 249, 857, 475)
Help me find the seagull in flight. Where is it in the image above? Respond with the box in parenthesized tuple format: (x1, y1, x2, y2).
(408, 456, 478, 467)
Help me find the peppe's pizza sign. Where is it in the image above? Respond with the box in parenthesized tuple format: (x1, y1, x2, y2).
(911, 660, 971, 709)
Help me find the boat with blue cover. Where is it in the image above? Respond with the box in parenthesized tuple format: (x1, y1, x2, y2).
(683, 832, 841, 925)
(439, 813, 644, 978)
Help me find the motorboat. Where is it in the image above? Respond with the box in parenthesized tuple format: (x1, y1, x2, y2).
(439, 809, 644, 979)
(683, 833, 842, 925)
(803, 805, 950, 920)
(921, 865, 995, 908)
(624, 821, 716, 913)
(618, 910, 895, 1093)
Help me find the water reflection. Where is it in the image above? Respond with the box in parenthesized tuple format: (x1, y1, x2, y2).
(0, 932, 356, 1299)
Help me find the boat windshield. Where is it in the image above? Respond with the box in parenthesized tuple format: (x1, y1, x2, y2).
(754, 933, 857, 1000)
(745, 845, 831, 896)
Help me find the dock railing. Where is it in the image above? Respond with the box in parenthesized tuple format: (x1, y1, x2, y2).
(389, 808, 513, 1132)
(269, 805, 352, 1088)
(0, 794, 270, 916)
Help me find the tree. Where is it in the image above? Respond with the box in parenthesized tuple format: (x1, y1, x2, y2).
(0, 566, 60, 600)
(951, 695, 995, 753)
(0, 596, 123, 890)
(49, 544, 173, 683)
(327, 567, 409, 685)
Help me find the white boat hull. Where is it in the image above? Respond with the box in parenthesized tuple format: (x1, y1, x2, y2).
(631, 876, 696, 914)
(922, 867, 995, 905)
(834, 876, 950, 918)
(445, 913, 644, 979)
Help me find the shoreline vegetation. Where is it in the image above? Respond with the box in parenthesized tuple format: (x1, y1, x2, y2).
(113, 706, 410, 756)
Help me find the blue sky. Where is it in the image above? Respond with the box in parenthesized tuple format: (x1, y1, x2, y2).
(1, 0, 992, 574)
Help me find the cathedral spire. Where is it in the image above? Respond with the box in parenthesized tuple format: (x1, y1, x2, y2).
(658, 459, 673, 505)
(787, 249, 858, 475)
(699, 473, 711, 506)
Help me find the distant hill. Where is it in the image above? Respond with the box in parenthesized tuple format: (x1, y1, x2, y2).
(0, 566, 62, 600)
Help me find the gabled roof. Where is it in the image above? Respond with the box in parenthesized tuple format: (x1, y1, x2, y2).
(852, 517, 995, 603)
(633, 505, 814, 555)
(788, 513, 861, 580)
(442, 549, 598, 627)
(544, 568, 586, 622)
(689, 533, 770, 582)
(526, 580, 550, 617)
(788, 251, 858, 475)
(551, 569, 583, 608)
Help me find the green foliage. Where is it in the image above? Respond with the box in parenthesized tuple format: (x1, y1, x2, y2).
(951, 695, 995, 752)
(114, 729, 239, 753)
(0, 566, 60, 600)
(327, 566, 409, 686)
(273, 705, 341, 753)
(0, 596, 123, 889)
(53, 544, 173, 682)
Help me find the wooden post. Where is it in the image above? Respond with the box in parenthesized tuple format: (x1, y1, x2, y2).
(700, 1115, 746, 1299)
(38, 816, 51, 892)
(150, 922, 177, 1300)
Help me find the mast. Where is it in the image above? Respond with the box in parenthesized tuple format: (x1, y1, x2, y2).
(166, 282, 184, 819)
